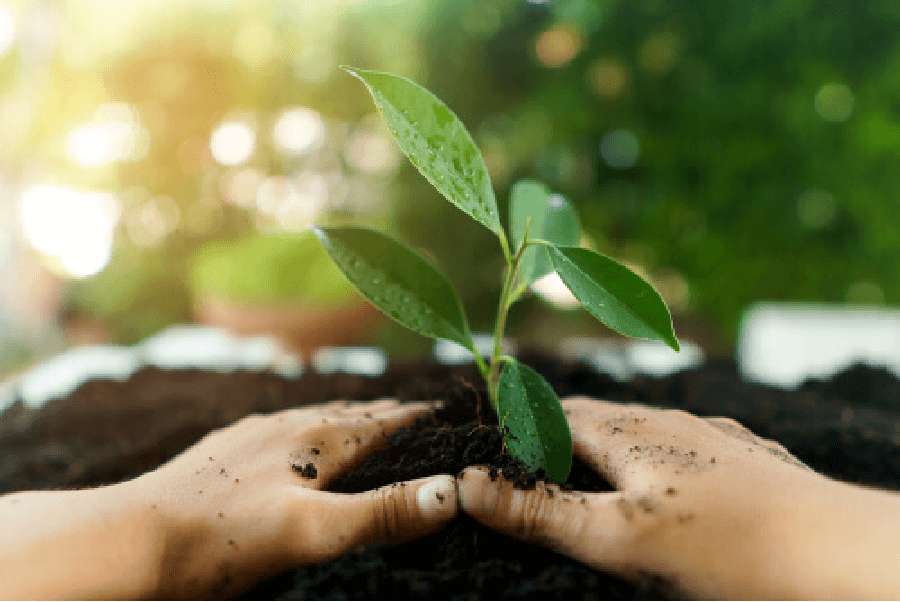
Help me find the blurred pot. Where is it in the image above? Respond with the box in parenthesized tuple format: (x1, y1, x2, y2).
(194, 296, 381, 359)
(190, 232, 381, 358)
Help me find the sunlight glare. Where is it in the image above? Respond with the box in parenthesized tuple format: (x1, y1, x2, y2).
(210, 120, 256, 166)
(0, 5, 15, 57)
(273, 108, 326, 156)
(20, 185, 120, 278)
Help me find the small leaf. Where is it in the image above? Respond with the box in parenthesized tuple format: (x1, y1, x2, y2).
(497, 359, 572, 482)
(345, 67, 504, 241)
(548, 246, 680, 351)
(509, 180, 580, 286)
(313, 226, 474, 349)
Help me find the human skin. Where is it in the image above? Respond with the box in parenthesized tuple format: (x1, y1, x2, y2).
(0, 399, 458, 599)
(458, 396, 900, 599)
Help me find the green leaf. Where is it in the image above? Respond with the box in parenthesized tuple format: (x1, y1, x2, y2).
(548, 246, 680, 351)
(509, 180, 580, 286)
(345, 67, 504, 241)
(313, 226, 474, 349)
(497, 359, 572, 482)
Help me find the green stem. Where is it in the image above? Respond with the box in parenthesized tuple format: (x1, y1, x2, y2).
(472, 348, 489, 381)
(486, 234, 529, 412)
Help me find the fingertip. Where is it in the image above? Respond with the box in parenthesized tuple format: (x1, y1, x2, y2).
(415, 474, 458, 522)
(456, 466, 502, 517)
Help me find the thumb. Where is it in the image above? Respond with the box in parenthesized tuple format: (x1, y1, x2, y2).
(457, 466, 628, 564)
(338, 474, 458, 549)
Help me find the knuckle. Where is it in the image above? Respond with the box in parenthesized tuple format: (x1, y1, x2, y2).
(371, 484, 408, 542)
(519, 487, 556, 542)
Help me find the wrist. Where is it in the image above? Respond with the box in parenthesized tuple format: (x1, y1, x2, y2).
(0, 483, 168, 599)
(99, 479, 172, 599)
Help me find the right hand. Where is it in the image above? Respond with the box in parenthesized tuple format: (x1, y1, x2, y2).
(457, 396, 827, 599)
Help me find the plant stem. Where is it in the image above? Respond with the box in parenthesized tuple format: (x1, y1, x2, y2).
(486, 236, 528, 412)
(472, 348, 489, 381)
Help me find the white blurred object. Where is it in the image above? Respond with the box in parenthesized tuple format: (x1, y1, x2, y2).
(433, 334, 516, 366)
(140, 325, 243, 372)
(626, 340, 705, 378)
(3, 326, 306, 410)
(312, 347, 387, 377)
(17, 345, 142, 407)
(738, 303, 900, 388)
(235, 335, 286, 371)
(559, 337, 703, 382)
(530, 272, 580, 309)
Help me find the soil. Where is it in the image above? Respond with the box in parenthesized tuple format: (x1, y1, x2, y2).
(2, 352, 900, 599)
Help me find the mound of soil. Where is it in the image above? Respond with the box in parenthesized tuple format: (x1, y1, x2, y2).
(2, 353, 899, 599)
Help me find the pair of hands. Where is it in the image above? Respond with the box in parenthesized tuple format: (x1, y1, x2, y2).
(127, 395, 823, 599)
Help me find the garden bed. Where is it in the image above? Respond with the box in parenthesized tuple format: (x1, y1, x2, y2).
(2, 352, 899, 599)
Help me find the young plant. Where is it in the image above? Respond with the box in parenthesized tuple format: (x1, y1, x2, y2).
(313, 68, 680, 481)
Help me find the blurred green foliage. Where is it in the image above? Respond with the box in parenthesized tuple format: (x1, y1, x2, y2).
(9, 0, 897, 354)
(191, 232, 357, 304)
(399, 0, 899, 349)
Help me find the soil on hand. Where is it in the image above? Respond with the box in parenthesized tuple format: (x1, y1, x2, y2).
(2, 353, 899, 599)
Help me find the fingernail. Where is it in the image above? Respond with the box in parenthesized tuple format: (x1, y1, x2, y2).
(416, 475, 456, 518)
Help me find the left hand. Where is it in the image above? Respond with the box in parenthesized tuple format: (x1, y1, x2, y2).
(127, 398, 457, 599)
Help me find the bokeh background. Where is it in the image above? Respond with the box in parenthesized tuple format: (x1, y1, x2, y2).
(0, 0, 895, 374)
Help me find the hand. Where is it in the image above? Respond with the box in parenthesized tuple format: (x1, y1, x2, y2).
(457, 396, 840, 599)
(128, 398, 457, 599)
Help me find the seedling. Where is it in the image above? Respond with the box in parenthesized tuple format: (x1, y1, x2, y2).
(314, 68, 679, 481)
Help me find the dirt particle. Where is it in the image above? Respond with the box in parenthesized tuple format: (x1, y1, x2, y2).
(436, 492, 445, 502)
(234, 478, 240, 483)
(615, 498, 634, 520)
(220, 468, 227, 475)
(688, 450, 697, 457)
(665, 487, 677, 496)
(611, 426, 623, 433)
(364, 412, 372, 419)
(218, 512, 224, 518)
(293, 462, 318, 479)
(197, 490, 203, 495)
(634, 445, 641, 452)
(710, 457, 716, 463)
(677, 513, 695, 524)
(636, 496, 656, 513)
(311, 447, 320, 455)
(355, 436, 362, 444)
(150, 504, 157, 510)
(208, 456, 214, 461)
(547, 488, 555, 498)
(228, 539, 237, 547)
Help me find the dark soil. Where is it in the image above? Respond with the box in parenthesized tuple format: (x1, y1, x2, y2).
(2, 352, 900, 599)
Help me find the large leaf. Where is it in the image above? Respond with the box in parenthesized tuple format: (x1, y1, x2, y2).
(345, 67, 504, 241)
(508, 179, 580, 286)
(548, 246, 680, 351)
(497, 359, 572, 482)
(313, 226, 474, 349)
